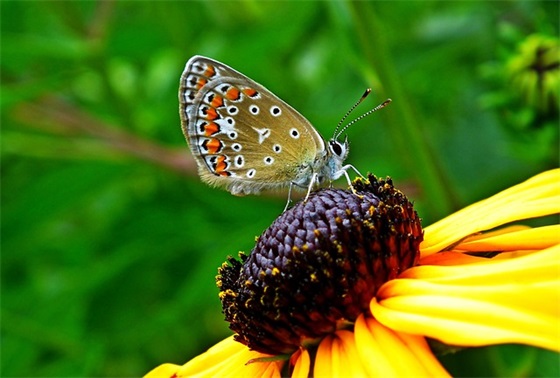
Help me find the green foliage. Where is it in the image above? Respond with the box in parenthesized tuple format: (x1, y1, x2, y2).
(1, 1, 558, 377)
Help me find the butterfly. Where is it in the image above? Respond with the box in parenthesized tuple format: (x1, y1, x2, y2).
(179, 55, 390, 209)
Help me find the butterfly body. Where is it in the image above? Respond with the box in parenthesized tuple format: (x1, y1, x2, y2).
(179, 55, 351, 198)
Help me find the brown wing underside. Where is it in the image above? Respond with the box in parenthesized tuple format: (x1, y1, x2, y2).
(179, 56, 325, 194)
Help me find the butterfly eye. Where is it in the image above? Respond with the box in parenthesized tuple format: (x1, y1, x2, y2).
(329, 140, 344, 157)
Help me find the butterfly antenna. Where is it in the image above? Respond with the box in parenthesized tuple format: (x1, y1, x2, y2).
(334, 98, 392, 140)
(332, 88, 372, 139)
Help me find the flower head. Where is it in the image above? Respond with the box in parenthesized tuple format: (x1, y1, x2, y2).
(146, 169, 560, 377)
(507, 34, 559, 115)
(218, 177, 422, 354)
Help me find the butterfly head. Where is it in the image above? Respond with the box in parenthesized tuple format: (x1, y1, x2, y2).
(327, 135, 349, 163)
(315, 134, 350, 185)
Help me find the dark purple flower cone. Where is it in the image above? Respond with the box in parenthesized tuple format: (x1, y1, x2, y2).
(217, 174, 423, 355)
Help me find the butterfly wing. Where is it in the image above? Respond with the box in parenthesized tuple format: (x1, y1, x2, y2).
(179, 56, 326, 195)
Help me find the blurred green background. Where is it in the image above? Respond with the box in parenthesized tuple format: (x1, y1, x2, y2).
(2, 1, 558, 377)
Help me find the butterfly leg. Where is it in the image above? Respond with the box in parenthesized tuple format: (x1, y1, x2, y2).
(284, 182, 295, 212)
(303, 172, 319, 202)
(342, 164, 365, 179)
(339, 164, 364, 195)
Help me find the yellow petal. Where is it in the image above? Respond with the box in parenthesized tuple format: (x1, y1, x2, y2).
(144, 336, 283, 378)
(421, 169, 560, 256)
(354, 315, 450, 377)
(396, 332, 452, 377)
(144, 363, 181, 378)
(314, 330, 370, 377)
(403, 242, 559, 287)
(354, 315, 399, 377)
(335, 330, 369, 378)
(314, 334, 334, 378)
(419, 251, 491, 266)
(455, 224, 560, 252)
(290, 348, 310, 378)
(372, 245, 560, 352)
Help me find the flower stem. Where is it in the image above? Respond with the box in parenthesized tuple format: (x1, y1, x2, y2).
(348, 3, 459, 219)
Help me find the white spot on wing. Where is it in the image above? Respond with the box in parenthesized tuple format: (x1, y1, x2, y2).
(215, 118, 235, 131)
(249, 105, 260, 115)
(252, 127, 271, 144)
(234, 155, 244, 167)
(270, 106, 282, 117)
(289, 128, 300, 139)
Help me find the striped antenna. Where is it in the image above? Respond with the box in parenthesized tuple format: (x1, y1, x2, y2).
(334, 98, 392, 140)
(332, 89, 372, 139)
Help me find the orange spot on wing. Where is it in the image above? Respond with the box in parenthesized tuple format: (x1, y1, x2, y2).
(204, 65, 216, 78)
(243, 88, 258, 97)
(196, 78, 207, 89)
(211, 95, 224, 108)
(205, 107, 218, 120)
(206, 138, 223, 154)
(215, 155, 230, 176)
(204, 122, 220, 136)
(225, 87, 240, 100)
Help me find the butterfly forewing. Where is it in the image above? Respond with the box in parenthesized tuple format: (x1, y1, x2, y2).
(179, 56, 325, 195)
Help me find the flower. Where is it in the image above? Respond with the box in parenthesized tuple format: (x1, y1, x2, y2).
(145, 169, 560, 377)
(506, 34, 559, 115)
